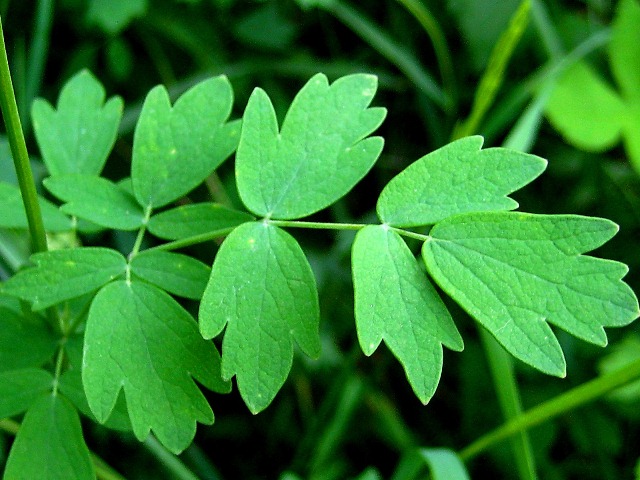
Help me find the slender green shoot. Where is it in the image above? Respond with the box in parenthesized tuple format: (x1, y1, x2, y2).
(322, 0, 448, 108)
(459, 357, 640, 461)
(453, 0, 531, 139)
(0, 16, 48, 253)
(395, 0, 457, 110)
(479, 329, 537, 480)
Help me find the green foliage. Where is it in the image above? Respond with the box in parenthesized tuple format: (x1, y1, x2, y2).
(199, 221, 321, 413)
(377, 136, 546, 226)
(352, 225, 463, 404)
(132, 76, 240, 209)
(4, 393, 94, 480)
(236, 73, 385, 219)
(423, 212, 639, 376)
(545, 0, 640, 172)
(31, 70, 122, 176)
(83, 280, 229, 454)
(1, 2, 640, 479)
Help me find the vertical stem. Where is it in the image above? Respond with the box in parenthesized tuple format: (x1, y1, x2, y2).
(23, 0, 54, 132)
(479, 329, 537, 480)
(0, 16, 48, 253)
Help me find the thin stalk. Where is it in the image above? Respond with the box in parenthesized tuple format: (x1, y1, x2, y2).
(479, 329, 537, 480)
(144, 435, 200, 480)
(309, 375, 365, 474)
(23, 0, 53, 132)
(452, 0, 531, 140)
(0, 16, 47, 253)
(459, 357, 640, 461)
(395, 0, 457, 110)
(322, 0, 447, 108)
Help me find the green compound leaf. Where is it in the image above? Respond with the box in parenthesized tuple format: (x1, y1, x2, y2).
(32, 69, 123, 176)
(199, 221, 321, 413)
(0, 308, 58, 372)
(0, 182, 72, 232)
(83, 280, 230, 454)
(377, 136, 547, 227)
(132, 76, 241, 209)
(4, 393, 94, 480)
(0, 368, 53, 418)
(147, 202, 254, 240)
(352, 225, 463, 404)
(422, 212, 640, 377)
(130, 250, 211, 299)
(1, 247, 127, 310)
(236, 73, 386, 219)
(44, 174, 146, 230)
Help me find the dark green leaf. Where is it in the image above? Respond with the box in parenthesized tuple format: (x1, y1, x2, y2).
(423, 212, 640, 376)
(83, 280, 229, 453)
(87, 0, 147, 35)
(352, 225, 463, 403)
(31, 69, 123, 176)
(130, 249, 211, 299)
(0, 308, 58, 372)
(199, 221, 321, 413)
(0, 368, 53, 418)
(377, 136, 546, 227)
(132, 76, 241, 209)
(4, 393, 94, 480)
(44, 174, 146, 230)
(236, 73, 386, 219)
(1, 248, 127, 310)
(147, 202, 254, 240)
(0, 182, 72, 232)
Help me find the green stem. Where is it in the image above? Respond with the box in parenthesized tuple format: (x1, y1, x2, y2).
(453, 0, 531, 140)
(22, 0, 53, 132)
(459, 357, 640, 461)
(144, 435, 200, 480)
(0, 418, 19, 435)
(51, 343, 66, 396)
(129, 206, 152, 259)
(0, 16, 48, 253)
(323, 0, 448, 108)
(395, 0, 457, 110)
(479, 329, 537, 480)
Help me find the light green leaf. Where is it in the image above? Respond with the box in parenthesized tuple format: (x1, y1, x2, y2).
(87, 0, 147, 35)
(0, 247, 127, 310)
(0, 182, 72, 232)
(4, 393, 94, 480)
(147, 202, 254, 240)
(32, 69, 123, 176)
(0, 308, 58, 372)
(377, 136, 546, 227)
(417, 448, 470, 480)
(59, 370, 132, 432)
(610, 0, 640, 102)
(236, 73, 386, 219)
(44, 174, 146, 230)
(130, 250, 211, 299)
(0, 368, 53, 418)
(199, 221, 321, 413)
(132, 76, 241, 209)
(83, 280, 229, 454)
(545, 62, 626, 151)
(422, 212, 639, 377)
(352, 225, 463, 404)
